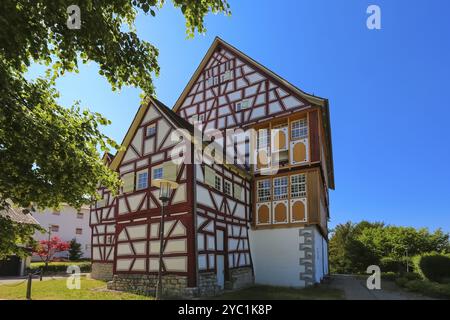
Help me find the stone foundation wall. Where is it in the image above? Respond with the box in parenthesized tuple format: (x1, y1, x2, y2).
(227, 267, 254, 290)
(198, 272, 222, 296)
(91, 262, 114, 281)
(107, 274, 196, 298)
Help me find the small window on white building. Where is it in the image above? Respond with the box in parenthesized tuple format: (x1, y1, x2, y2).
(291, 174, 307, 198)
(51, 225, 59, 232)
(291, 118, 308, 140)
(257, 179, 271, 202)
(77, 211, 83, 219)
(136, 171, 148, 190)
(273, 176, 288, 200)
(53, 210, 60, 215)
(152, 167, 163, 180)
(235, 99, 250, 112)
(215, 175, 222, 192)
(224, 180, 232, 196)
(76, 228, 82, 235)
(146, 123, 156, 137)
(220, 70, 232, 82)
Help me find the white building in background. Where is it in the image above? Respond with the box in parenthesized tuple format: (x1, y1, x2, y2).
(32, 204, 91, 261)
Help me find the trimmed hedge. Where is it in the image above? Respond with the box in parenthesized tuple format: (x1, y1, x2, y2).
(29, 262, 91, 273)
(412, 253, 450, 283)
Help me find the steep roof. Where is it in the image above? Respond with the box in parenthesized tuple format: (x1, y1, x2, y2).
(172, 37, 335, 189)
(0, 206, 40, 225)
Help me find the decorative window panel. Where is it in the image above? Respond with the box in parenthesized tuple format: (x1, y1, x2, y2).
(257, 129, 269, 149)
(291, 174, 307, 198)
(273, 176, 288, 200)
(291, 118, 308, 140)
(257, 179, 271, 202)
(122, 173, 135, 193)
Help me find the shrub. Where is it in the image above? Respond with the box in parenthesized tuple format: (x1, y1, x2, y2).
(413, 253, 450, 283)
(404, 280, 450, 299)
(380, 257, 411, 273)
(381, 272, 398, 281)
(29, 261, 91, 273)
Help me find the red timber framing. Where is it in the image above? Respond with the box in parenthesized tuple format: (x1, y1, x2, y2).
(173, 37, 334, 191)
(195, 162, 252, 280)
(91, 98, 197, 287)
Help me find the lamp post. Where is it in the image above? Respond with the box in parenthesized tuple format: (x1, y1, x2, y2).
(152, 178, 178, 300)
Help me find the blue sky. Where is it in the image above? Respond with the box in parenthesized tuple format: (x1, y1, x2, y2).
(29, 0, 450, 232)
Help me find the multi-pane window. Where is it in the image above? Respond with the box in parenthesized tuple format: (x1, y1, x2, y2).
(147, 124, 156, 137)
(257, 129, 269, 149)
(273, 176, 288, 200)
(291, 118, 308, 140)
(215, 175, 222, 191)
(257, 179, 271, 202)
(76, 228, 82, 235)
(137, 172, 148, 190)
(153, 167, 163, 180)
(291, 174, 307, 198)
(224, 180, 232, 196)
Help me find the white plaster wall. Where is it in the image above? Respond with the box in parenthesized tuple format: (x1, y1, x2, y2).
(314, 228, 324, 283)
(249, 227, 304, 287)
(32, 205, 91, 260)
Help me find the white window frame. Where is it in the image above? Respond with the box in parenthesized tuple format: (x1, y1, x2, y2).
(257, 179, 271, 202)
(291, 118, 308, 140)
(214, 175, 222, 192)
(224, 180, 232, 196)
(152, 167, 163, 180)
(273, 176, 288, 200)
(291, 174, 307, 198)
(136, 171, 148, 190)
(257, 129, 270, 149)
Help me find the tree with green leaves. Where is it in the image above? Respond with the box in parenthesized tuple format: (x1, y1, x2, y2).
(329, 221, 450, 274)
(0, 0, 231, 257)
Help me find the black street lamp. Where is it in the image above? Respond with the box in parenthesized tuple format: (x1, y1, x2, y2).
(151, 178, 178, 300)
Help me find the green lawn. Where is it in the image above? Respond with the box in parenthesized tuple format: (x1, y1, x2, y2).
(0, 278, 153, 300)
(214, 285, 344, 300)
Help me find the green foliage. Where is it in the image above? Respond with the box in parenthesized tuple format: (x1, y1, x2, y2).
(412, 253, 450, 283)
(379, 256, 411, 273)
(329, 221, 449, 274)
(0, 0, 230, 258)
(397, 279, 450, 299)
(0, 213, 43, 260)
(29, 261, 91, 273)
(68, 239, 83, 261)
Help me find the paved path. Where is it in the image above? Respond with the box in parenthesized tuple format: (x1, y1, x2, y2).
(328, 274, 435, 300)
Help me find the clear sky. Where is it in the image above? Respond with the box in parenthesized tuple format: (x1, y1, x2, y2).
(28, 0, 450, 232)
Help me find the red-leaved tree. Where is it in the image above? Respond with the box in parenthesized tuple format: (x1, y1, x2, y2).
(33, 236, 70, 267)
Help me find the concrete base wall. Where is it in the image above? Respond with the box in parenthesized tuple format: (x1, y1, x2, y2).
(227, 267, 254, 290)
(91, 262, 114, 281)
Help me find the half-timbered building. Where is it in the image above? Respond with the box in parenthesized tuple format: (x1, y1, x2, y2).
(90, 37, 334, 295)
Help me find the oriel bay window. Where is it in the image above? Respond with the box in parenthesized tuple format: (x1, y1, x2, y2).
(255, 172, 309, 226)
